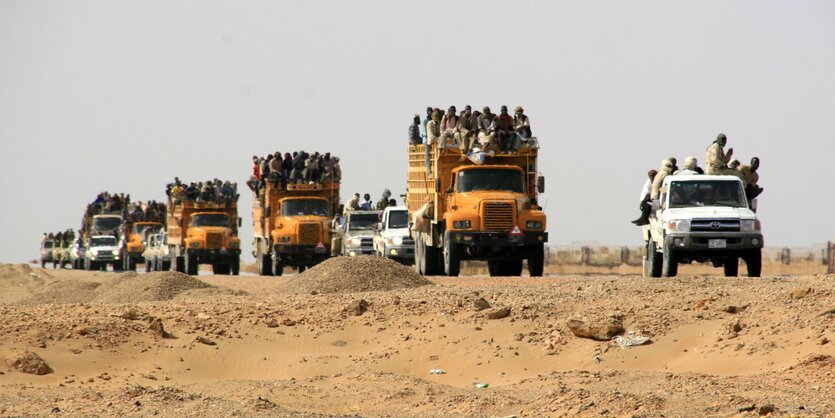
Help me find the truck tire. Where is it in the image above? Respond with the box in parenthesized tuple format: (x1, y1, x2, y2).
(161, 260, 171, 271)
(443, 232, 460, 277)
(230, 256, 240, 276)
(272, 255, 283, 276)
(212, 264, 222, 275)
(259, 251, 273, 276)
(745, 250, 762, 277)
(662, 246, 678, 277)
(528, 243, 545, 277)
(298, 265, 306, 273)
(174, 256, 185, 273)
(498, 259, 523, 276)
(646, 238, 662, 278)
(186, 254, 198, 276)
(41, 259, 46, 268)
(487, 260, 498, 277)
(723, 257, 739, 277)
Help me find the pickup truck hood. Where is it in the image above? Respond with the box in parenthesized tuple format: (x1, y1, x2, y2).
(662, 206, 757, 221)
(88, 245, 119, 252)
(381, 227, 410, 238)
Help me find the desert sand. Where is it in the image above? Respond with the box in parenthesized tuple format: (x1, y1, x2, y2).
(0, 258, 833, 417)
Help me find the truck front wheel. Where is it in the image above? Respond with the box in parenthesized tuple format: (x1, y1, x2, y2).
(272, 255, 283, 276)
(443, 232, 461, 277)
(258, 246, 273, 276)
(186, 254, 198, 275)
(500, 259, 523, 276)
(662, 246, 678, 277)
(528, 244, 545, 277)
(744, 250, 761, 277)
(646, 238, 662, 278)
(723, 257, 739, 277)
(230, 256, 240, 276)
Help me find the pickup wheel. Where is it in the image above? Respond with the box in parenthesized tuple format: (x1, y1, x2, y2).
(298, 265, 306, 273)
(646, 238, 662, 278)
(443, 232, 461, 277)
(487, 260, 499, 277)
(744, 250, 762, 277)
(723, 257, 739, 277)
(174, 256, 185, 273)
(528, 244, 545, 277)
(185, 254, 198, 276)
(662, 245, 678, 277)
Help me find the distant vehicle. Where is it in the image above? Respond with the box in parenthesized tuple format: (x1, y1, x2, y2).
(40, 239, 55, 268)
(642, 175, 763, 277)
(80, 213, 126, 272)
(340, 210, 381, 257)
(84, 235, 121, 271)
(69, 237, 84, 270)
(167, 199, 241, 275)
(143, 232, 171, 272)
(122, 221, 164, 271)
(51, 240, 71, 269)
(373, 206, 414, 265)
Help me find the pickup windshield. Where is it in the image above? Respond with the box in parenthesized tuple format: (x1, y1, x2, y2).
(458, 169, 524, 193)
(94, 217, 122, 231)
(282, 199, 330, 216)
(133, 224, 160, 235)
(191, 213, 230, 227)
(348, 213, 379, 230)
(668, 180, 747, 208)
(90, 237, 117, 247)
(387, 210, 409, 229)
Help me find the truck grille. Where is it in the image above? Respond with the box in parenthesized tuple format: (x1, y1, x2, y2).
(298, 223, 321, 245)
(482, 202, 515, 232)
(691, 219, 740, 232)
(206, 232, 224, 248)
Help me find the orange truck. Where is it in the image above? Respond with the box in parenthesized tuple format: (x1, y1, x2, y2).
(167, 199, 241, 275)
(252, 181, 340, 276)
(406, 143, 547, 276)
(122, 220, 163, 271)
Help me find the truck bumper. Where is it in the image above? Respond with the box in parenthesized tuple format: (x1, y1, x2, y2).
(664, 232, 763, 255)
(449, 231, 548, 247)
(274, 244, 329, 264)
(343, 245, 375, 257)
(186, 248, 241, 263)
(382, 245, 415, 263)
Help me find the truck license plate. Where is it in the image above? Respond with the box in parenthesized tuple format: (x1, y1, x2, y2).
(708, 239, 727, 249)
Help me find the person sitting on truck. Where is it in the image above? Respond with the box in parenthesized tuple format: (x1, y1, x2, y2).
(185, 183, 199, 201)
(706, 133, 734, 175)
(457, 108, 476, 155)
(344, 193, 360, 215)
(290, 151, 306, 183)
(360, 193, 373, 210)
(674, 156, 700, 175)
(281, 153, 293, 180)
(426, 109, 442, 145)
(477, 106, 496, 149)
(376, 189, 392, 210)
(268, 152, 282, 185)
(247, 155, 261, 192)
(495, 105, 514, 152)
(221, 181, 236, 202)
(738, 157, 763, 203)
(408, 115, 422, 145)
(650, 159, 674, 201)
(667, 157, 679, 173)
(513, 106, 532, 149)
(440, 106, 459, 148)
(303, 153, 321, 184)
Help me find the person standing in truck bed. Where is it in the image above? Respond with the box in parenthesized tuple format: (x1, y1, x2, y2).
(706, 133, 734, 175)
(409, 115, 422, 145)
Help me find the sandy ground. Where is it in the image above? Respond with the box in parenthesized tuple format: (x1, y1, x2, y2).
(0, 261, 833, 417)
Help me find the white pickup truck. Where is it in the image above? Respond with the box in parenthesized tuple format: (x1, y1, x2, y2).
(373, 206, 415, 265)
(642, 175, 763, 277)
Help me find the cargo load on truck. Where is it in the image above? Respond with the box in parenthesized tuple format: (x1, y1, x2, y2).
(250, 150, 341, 276)
(406, 107, 547, 277)
(164, 179, 241, 275)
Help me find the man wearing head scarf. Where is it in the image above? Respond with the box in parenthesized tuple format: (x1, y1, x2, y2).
(706, 133, 734, 175)
(408, 115, 422, 145)
(650, 159, 674, 201)
(440, 106, 459, 148)
(376, 189, 392, 210)
(632, 169, 658, 226)
(477, 106, 496, 149)
(674, 156, 700, 175)
(426, 109, 442, 146)
(738, 157, 763, 204)
(456, 107, 476, 155)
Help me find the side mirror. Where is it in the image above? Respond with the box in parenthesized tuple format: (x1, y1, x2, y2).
(651, 200, 660, 211)
(537, 176, 545, 193)
(434, 178, 441, 193)
(376, 222, 383, 231)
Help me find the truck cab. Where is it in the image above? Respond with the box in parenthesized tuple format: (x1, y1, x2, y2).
(373, 206, 414, 264)
(340, 210, 380, 257)
(123, 221, 163, 271)
(182, 211, 241, 275)
(269, 196, 332, 273)
(40, 239, 55, 268)
(643, 175, 763, 277)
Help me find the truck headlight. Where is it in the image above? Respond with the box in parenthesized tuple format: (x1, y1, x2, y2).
(740, 220, 760, 232)
(525, 221, 543, 230)
(350, 237, 363, 246)
(666, 220, 690, 232)
(229, 242, 240, 248)
(189, 242, 200, 248)
(277, 236, 291, 243)
(453, 220, 471, 229)
(392, 236, 403, 246)
(111, 250, 119, 255)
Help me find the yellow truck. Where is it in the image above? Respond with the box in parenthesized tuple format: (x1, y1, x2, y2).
(167, 200, 241, 275)
(122, 220, 163, 271)
(406, 143, 547, 276)
(252, 182, 340, 276)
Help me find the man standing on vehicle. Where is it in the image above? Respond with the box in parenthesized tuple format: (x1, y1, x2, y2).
(706, 133, 734, 175)
(376, 189, 392, 210)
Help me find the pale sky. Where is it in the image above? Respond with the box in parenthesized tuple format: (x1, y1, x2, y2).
(1, 1, 834, 263)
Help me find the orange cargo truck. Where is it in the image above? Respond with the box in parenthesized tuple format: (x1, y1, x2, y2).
(167, 200, 241, 275)
(252, 181, 340, 276)
(406, 143, 547, 276)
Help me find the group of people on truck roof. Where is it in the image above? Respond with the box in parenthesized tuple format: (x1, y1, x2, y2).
(632, 133, 764, 226)
(166, 178, 238, 205)
(42, 229, 76, 246)
(127, 201, 166, 224)
(342, 189, 397, 216)
(247, 151, 342, 193)
(86, 192, 130, 216)
(410, 105, 536, 155)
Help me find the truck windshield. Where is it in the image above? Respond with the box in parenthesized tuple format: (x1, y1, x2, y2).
(458, 169, 524, 193)
(132, 224, 160, 235)
(282, 199, 330, 216)
(668, 181, 747, 208)
(348, 213, 379, 230)
(94, 217, 122, 231)
(387, 210, 409, 229)
(90, 237, 117, 247)
(191, 213, 230, 227)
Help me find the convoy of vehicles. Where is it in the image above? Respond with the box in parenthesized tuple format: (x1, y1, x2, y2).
(166, 199, 241, 275)
(373, 206, 414, 264)
(253, 182, 340, 276)
(642, 175, 763, 277)
(406, 143, 548, 277)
